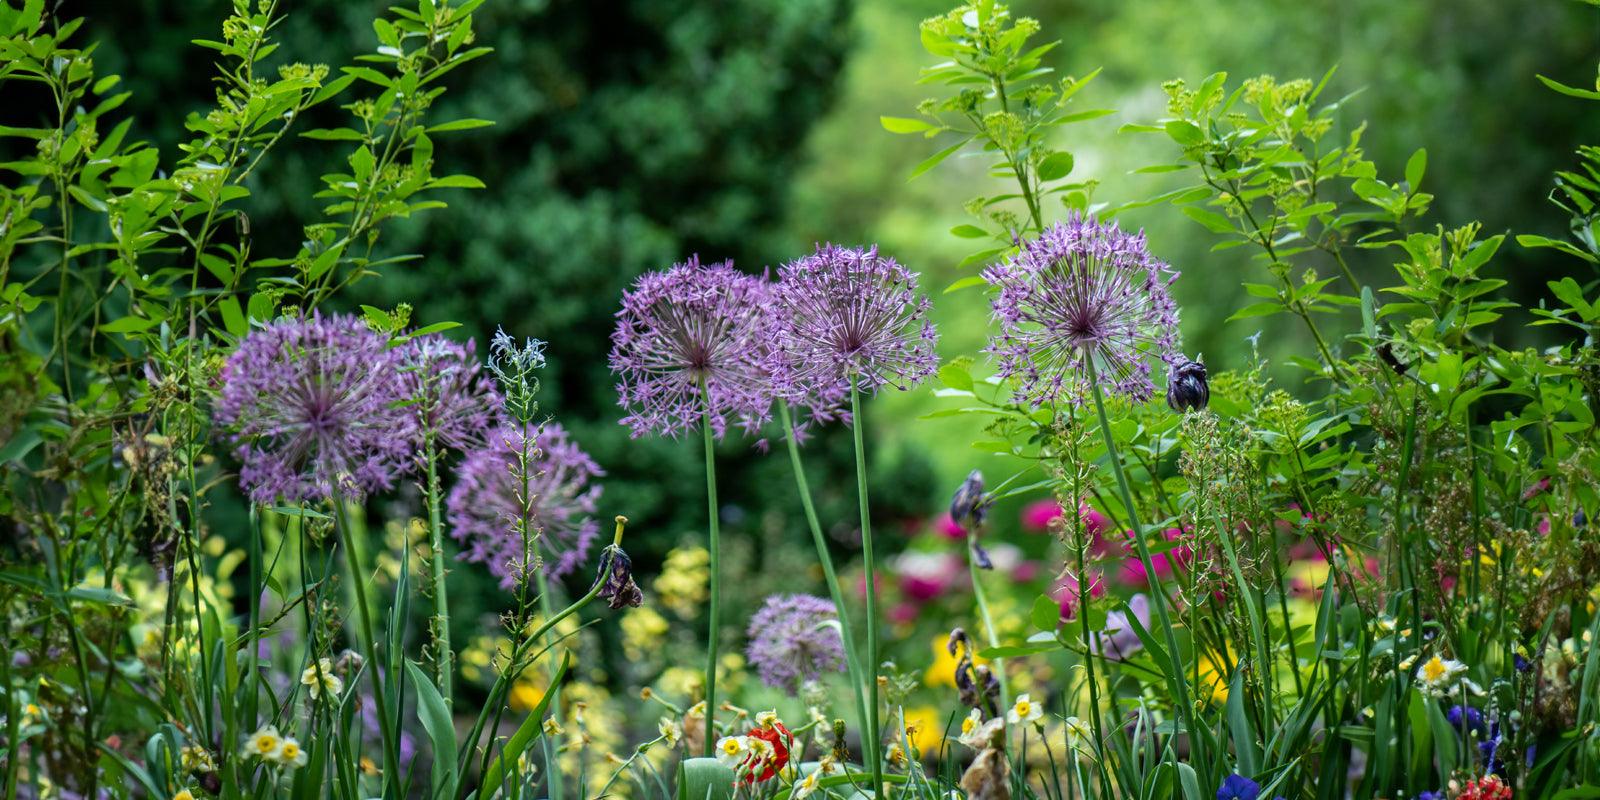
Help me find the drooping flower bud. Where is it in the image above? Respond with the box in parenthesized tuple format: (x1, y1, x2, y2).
(1165, 356, 1209, 413)
(949, 469, 988, 531)
(598, 545, 643, 609)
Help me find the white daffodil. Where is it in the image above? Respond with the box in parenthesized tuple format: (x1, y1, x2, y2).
(715, 735, 751, 768)
(242, 725, 282, 760)
(754, 709, 780, 729)
(301, 657, 344, 700)
(794, 771, 823, 799)
(659, 716, 683, 747)
(274, 736, 309, 768)
(1007, 693, 1043, 725)
(1415, 654, 1467, 697)
(959, 713, 1004, 750)
(1063, 716, 1092, 750)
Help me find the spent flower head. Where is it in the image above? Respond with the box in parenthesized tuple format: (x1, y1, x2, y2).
(446, 422, 604, 588)
(215, 313, 414, 504)
(772, 243, 939, 401)
(610, 257, 780, 438)
(746, 594, 847, 695)
(985, 214, 1181, 406)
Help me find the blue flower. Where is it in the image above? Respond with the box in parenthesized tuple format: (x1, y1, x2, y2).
(1447, 704, 1486, 734)
(1217, 774, 1261, 800)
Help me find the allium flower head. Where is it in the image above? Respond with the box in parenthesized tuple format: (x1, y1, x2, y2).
(401, 334, 502, 452)
(215, 313, 414, 503)
(446, 422, 604, 588)
(773, 244, 939, 400)
(984, 215, 1181, 406)
(610, 257, 779, 438)
(745, 594, 846, 694)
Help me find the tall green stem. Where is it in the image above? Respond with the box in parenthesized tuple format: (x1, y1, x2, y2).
(849, 381, 885, 797)
(1085, 362, 1206, 773)
(965, 542, 1009, 708)
(533, 542, 565, 800)
(778, 403, 877, 783)
(331, 491, 400, 794)
(701, 399, 722, 757)
(424, 436, 453, 708)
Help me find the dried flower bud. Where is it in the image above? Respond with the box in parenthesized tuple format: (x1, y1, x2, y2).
(960, 747, 1011, 800)
(949, 469, 988, 531)
(1165, 356, 1209, 413)
(598, 545, 644, 609)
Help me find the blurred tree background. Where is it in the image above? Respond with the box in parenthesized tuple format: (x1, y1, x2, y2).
(23, 0, 1600, 669)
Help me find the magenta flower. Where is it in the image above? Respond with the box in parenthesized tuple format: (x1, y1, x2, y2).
(446, 422, 604, 588)
(746, 594, 847, 694)
(401, 335, 502, 453)
(772, 244, 939, 401)
(1020, 499, 1063, 533)
(609, 257, 779, 438)
(215, 313, 415, 504)
(984, 214, 1181, 406)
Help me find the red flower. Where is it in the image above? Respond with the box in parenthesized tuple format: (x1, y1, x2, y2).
(741, 722, 791, 783)
(1460, 775, 1512, 800)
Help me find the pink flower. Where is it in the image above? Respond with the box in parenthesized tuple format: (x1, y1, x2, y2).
(1021, 499, 1063, 532)
(1053, 570, 1107, 620)
(934, 512, 967, 539)
(888, 602, 920, 625)
(1011, 560, 1041, 582)
(892, 552, 963, 602)
(1115, 528, 1191, 588)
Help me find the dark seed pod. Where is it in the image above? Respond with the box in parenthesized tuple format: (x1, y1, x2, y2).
(1166, 356, 1209, 413)
(597, 545, 644, 609)
(949, 469, 988, 532)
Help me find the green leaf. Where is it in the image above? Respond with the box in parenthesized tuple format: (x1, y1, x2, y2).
(219, 296, 247, 339)
(406, 660, 458, 794)
(938, 363, 974, 392)
(1226, 302, 1283, 321)
(1164, 120, 1205, 147)
(879, 116, 936, 134)
(676, 758, 737, 800)
(1030, 594, 1059, 632)
(1404, 148, 1426, 189)
(427, 174, 485, 189)
(481, 654, 570, 791)
(300, 128, 366, 141)
(944, 275, 988, 294)
(1181, 205, 1234, 234)
(950, 224, 989, 239)
(1037, 151, 1074, 181)
(99, 315, 161, 334)
(427, 118, 496, 133)
(908, 138, 971, 180)
(1537, 74, 1600, 100)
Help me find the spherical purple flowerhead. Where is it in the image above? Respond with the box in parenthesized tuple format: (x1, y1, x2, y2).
(215, 313, 415, 504)
(401, 335, 502, 453)
(609, 257, 779, 439)
(984, 215, 1181, 406)
(772, 244, 939, 400)
(745, 593, 847, 695)
(446, 422, 604, 589)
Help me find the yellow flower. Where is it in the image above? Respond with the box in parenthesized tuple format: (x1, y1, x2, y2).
(654, 546, 710, 619)
(360, 756, 380, 776)
(621, 607, 671, 661)
(542, 717, 565, 736)
(242, 725, 282, 760)
(716, 735, 750, 767)
(885, 742, 908, 768)
(754, 710, 780, 730)
(510, 681, 546, 713)
(1197, 653, 1230, 705)
(658, 717, 683, 747)
(925, 635, 986, 688)
(902, 705, 941, 753)
(180, 744, 215, 772)
(794, 771, 823, 799)
(172, 790, 196, 800)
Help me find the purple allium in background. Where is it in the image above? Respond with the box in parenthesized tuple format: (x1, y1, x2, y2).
(1098, 594, 1152, 660)
(401, 335, 502, 453)
(215, 313, 415, 504)
(609, 257, 779, 438)
(446, 422, 604, 588)
(984, 214, 1181, 406)
(772, 244, 939, 401)
(746, 593, 847, 695)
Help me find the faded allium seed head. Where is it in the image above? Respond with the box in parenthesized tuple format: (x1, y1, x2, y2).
(949, 469, 988, 532)
(598, 544, 644, 609)
(402, 335, 502, 452)
(487, 327, 547, 423)
(215, 313, 415, 504)
(984, 214, 1182, 406)
(1166, 356, 1209, 413)
(746, 594, 847, 695)
(446, 422, 603, 589)
(772, 244, 939, 403)
(609, 257, 779, 439)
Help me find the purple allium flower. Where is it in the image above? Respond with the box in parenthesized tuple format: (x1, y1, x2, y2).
(401, 335, 501, 453)
(609, 257, 779, 438)
(984, 214, 1181, 406)
(1216, 774, 1261, 800)
(1098, 594, 1152, 660)
(446, 422, 604, 588)
(746, 594, 847, 694)
(215, 313, 415, 504)
(772, 244, 939, 402)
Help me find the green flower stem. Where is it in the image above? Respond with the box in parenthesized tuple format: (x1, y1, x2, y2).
(965, 540, 1009, 708)
(331, 490, 401, 796)
(532, 540, 565, 800)
(848, 380, 885, 798)
(423, 435, 453, 709)
(777, 403, 877, 785)
(701, 394, 722, 757)
(1085, 361, 1206, 772)
(245, 504, 263, 734)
